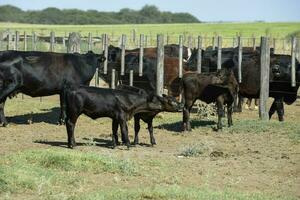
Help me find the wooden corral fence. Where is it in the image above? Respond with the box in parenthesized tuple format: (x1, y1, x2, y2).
(0, 30, 299, 120)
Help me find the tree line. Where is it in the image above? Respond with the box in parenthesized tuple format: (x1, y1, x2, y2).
(0, 5, 200, 24)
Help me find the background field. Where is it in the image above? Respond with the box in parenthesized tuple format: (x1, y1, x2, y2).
(1, 22, 300, 38)
(1, 22, 300, 55)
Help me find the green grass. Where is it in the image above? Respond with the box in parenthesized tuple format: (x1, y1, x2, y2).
(1, 22, 299, 38)
(178, 143, 208, 157)
(1, 22, 299, 52)
(0, 149, 138, 195)
(73, 185, 296, 200)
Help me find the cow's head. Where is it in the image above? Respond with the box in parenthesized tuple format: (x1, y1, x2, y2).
(147, 93, 183, 112)
(270, 55, 293, 81)
(213, 68, 234, 84)
(0, 57, 23, 101)
(107, 45, 122, 63)
(86, 51, 106, 69)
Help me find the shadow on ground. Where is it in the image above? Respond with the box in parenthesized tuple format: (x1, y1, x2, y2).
(7, 107, 60, 125)
(155, 119, 216, 132)
(34, 137, 121, 149)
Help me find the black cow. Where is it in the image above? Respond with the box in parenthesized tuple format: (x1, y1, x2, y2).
(0, 50, 105, 126)
(187, 48, 300, 121)
(63, 84, 182, 148)
(181, 68, 238, 131)
(116, 85, 183, 145)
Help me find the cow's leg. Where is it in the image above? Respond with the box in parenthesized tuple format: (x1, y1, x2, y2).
(269, 98, 284, 121)
(66, 115, 78, 149)
(112, 119, 119, 148)
(0, 99, 8, 127)
(147, 118, 156, 145)
(59, 93, 66, 125)
(276, 98, 284, 121)
(227, 102, 233, 127)
(245, 98, 251, 110)
(119, 118, 130, 148)
(234, 94, 243, 112)
(182, 105, 192, 131)
(133, 115, 140, 145)
(216, 96, 225, 130)
(233, 93, 239, 112)
(269, 99, 276, 120)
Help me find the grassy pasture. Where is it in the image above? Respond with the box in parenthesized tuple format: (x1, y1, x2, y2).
(1, 22, 299, 54)
(1, 22, 300, 38)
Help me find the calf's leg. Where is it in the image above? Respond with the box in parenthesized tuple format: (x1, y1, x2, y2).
(147, 119, 156, 145)
(112, 119, 119, 148)
(216, 96, 225, 130)
(227, 103, 233, 127)
(119, 118, 130, 148)
(182, 100, 193, 132)
(66, 115, 78, 149)
(133, 115, 140, 145)
(269, 98, 284, 121)
(59, 93, 67, 125)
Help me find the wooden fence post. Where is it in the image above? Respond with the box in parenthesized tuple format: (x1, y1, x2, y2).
(178, 35, 183, 78)
(88, 32, 92, 51)
(259, 37, 270, 120)
(24, 31, 27, 51)
(145, 35, 148, 48)
(111, 69, 115, 89)
(32, 32, 36, 51)
(217, 36, 222, 70)
(15, 31, 19, 50)
(252, 35, 256, 50)
(156, 34, 164, 96)
(7, 32, 11, 50)
(188, 35, 193, 49)
(139, 34, 144, 76)
(120, 34, 126, 76)
(291, 37, 296, 87)
(232, 37, 237, 48)
(166, 34, 170, 45)
(197, 36, 202, 74)
(212, 36, 216, 50)
(129, 70, 133, 86)
(132, 29, 136, 46)
(103, 34, 108, 75)
(238, 36, 243, 83)
(50, 31, 55, 52)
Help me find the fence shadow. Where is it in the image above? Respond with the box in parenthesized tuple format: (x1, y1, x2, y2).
(7, 107, 60, 125)
(155, 119, 216, 132)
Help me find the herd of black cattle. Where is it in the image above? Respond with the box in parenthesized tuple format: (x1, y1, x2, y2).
(0, 43, 299, 148)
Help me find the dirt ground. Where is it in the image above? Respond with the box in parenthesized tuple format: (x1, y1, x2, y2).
(0, 94, 299, 199)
